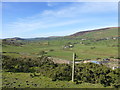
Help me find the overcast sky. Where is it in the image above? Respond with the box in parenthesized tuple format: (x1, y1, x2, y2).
(2, 2, 118, 38)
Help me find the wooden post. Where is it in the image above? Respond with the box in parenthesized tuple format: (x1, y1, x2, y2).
(72, 53, 75, 82)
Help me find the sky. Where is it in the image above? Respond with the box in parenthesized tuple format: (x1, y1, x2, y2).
(2, 2, 118, 38)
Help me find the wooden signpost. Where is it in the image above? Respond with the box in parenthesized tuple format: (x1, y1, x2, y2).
(72, 52, 76, 82)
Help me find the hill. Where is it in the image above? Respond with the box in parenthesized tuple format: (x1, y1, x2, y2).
(69, 27, 111, 37)
(4, 37, 25, 41)
(2, 37, 25, 46)
(2, 27, 119, 60)
(23, 27, 119, 41)
(2, 27, 119, 41)
(68, 27, 119, 40)
(2, 27, 119, 88)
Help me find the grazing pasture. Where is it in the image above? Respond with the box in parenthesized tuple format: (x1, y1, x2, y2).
(3, 72, 106, 88)
(2, 27, 119, 88)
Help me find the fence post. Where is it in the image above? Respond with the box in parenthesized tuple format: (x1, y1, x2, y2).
(72, 53, 75, 82)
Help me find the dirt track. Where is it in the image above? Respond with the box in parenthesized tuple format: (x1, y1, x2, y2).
(48, 57, 72, 64)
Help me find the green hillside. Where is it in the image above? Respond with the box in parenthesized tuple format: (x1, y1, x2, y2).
(2, 27, 119, 60)
(69, 27, 118, 39)
(2, 27, 120, 88)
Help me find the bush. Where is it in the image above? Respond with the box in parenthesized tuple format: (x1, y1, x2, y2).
(49, 49, 54, 52)
(39, 51, 47, 55)
(3, 55, 120, 87)
(2, 55, 54, 72)
(51, 64, 72, 81)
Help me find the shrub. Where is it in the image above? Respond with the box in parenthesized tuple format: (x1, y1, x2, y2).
(49, 49, 54, 52)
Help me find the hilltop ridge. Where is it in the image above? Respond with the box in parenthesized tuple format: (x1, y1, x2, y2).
(69, 27, 118, 37)
(3, 27, 119, 41)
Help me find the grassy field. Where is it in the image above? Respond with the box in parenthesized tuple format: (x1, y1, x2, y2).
(3, 72, 111, 88)
(2, 27, 119, 88)
(2, 39, 118, 60)
(2, 27, 119, 60)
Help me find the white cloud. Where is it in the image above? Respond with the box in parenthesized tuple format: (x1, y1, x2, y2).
(4, 19, 82, 34)
(80, 2, 118, 13)
(41, 2, 117, 18)
(20, 28, 81, 38)
(47, 2, 59, 7)
(3, 2, 117, 38)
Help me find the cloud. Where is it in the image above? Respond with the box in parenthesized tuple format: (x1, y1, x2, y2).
(3, 2, 117, 38)
(42, 2, 117, 17)
(81, 2, 118, 13)
(18, 28, 81, 38)
(4, 19, 82, 34)
(47, 2, 59, 7)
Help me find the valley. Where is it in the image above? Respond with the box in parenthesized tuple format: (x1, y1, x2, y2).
(1, 27, 120, 88)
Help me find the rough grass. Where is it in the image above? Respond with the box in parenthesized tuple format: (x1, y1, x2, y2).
(75, 28, 118, 39)
(2, 28, 119, 88)
(2, 72, 111, 88)
(2, 27, 118, 60)
(2, 40, 118, 60)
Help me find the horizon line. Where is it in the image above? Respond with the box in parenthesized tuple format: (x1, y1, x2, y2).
(1, 26, 119, 39)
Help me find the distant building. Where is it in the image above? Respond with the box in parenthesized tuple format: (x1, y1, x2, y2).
(112, 66, 120, 70)
(63, 44, 74, 49)
(83, 61, 90, 63)
(81, 39, 86, 41)
(113, 37, 116, 40)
